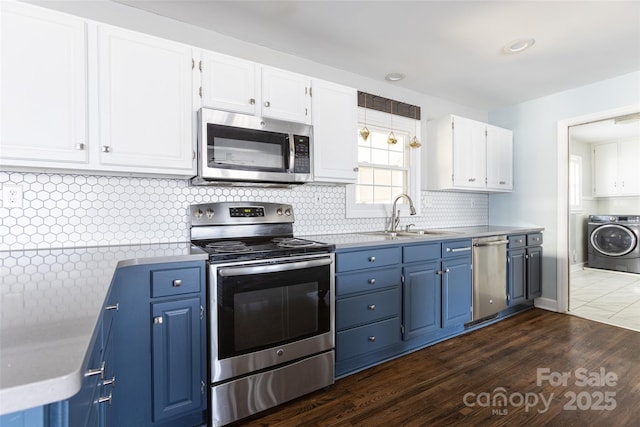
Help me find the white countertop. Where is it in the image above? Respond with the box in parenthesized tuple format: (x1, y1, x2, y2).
(0, 243, 207, 415)
(301, 225, 544, 249)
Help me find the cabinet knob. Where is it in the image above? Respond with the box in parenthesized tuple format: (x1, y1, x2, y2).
(153, 316, 163, 325)
(249, 98, 256, 105)
(368, 278, 376, 285)
(75, 143, 85, 150)
(172, 279, 182, 287)
(353, 167, 359, 172)
(264, 101, 271, 107)
(368, 256, 376, 262)
(445, 268, 450, 273)
(368, 336, 376, 342)
(101, 145, 111, 153)
(367, 304, 376, 310)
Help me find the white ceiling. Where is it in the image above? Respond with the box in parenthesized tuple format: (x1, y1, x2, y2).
(114, 0, 640, 111)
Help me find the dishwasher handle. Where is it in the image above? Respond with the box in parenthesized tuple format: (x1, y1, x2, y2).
(473, 239, 509, 247)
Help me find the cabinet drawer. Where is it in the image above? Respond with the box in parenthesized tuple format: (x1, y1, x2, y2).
(151, 267, 201, 297)
(336, 267, 401, 296)
(441, 240, 472, 258)
(508, 235, 526, 249)
(403, 243, 440, 263)
(527, 233, 543, 246)
(336, 247, 401, 273)
(336, 317, 400, 361)
(336, 288, 401, 330)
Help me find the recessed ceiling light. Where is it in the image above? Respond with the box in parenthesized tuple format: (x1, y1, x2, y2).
(385, 72, 406, 82)
(502, 38, 535, 54)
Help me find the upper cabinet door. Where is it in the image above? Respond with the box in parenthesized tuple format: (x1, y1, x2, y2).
(592, 142, 618, 196)
(452, 116, 486, 189)
(261, 67, 311, 124)
(486, 124, 513, 191)
(200, 51, 258, 115)
(311, 79, 357, 183)
(1, 1, 88, 165)
(618, 139, 640, 195)
(96, 25, 194, 174)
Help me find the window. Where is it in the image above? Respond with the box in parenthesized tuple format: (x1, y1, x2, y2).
(569, 154, 582, 212)
(346, 108, 421, 218)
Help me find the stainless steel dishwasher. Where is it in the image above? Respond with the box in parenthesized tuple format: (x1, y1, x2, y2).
(472, 235, 508, 321)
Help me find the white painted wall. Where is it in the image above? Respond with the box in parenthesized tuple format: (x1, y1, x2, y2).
(488, 71, 640, 305)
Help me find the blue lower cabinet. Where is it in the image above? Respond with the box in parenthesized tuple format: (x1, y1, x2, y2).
(402, 262, 441, 339)
(441, 257, 472, 328)
(507, 248, 526, 306)
(0, 407, 44, 427)
(506, 234, 543, 303)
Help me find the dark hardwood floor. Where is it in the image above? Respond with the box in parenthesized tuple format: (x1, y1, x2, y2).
(237, 309, 640, 426)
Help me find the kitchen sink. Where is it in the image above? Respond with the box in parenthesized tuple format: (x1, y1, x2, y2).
(361, 229, 460, 238)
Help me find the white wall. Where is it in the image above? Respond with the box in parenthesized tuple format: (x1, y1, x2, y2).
(488, 71, 640, 303)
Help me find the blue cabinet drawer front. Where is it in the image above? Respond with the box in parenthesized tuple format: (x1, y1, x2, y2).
(336, 288, 401, 330)
(403, 243, 440, 263)
(151, 267, 201, 297)
(336, 267, 401, 296)
(527, 233, 543, 246)
(508, 234, 526, 249)
(336, 317, 400, 361)
(441, 240, 472, 258)
(336, 247, 401, 272)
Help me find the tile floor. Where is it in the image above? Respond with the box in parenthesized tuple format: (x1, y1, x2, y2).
(569, 268, 640, 332)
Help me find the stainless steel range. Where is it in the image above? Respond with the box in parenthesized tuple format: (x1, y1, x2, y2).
(189, 202, 335, 426)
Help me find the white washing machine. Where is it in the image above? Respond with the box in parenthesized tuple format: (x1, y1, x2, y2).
(587, 215, 640, 274)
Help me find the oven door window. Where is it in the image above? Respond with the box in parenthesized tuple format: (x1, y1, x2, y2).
(207, 124, 290, 172)
(217, 262, 331, 359)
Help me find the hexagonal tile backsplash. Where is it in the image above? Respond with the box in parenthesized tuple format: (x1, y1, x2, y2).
(0, 172, 488, 251)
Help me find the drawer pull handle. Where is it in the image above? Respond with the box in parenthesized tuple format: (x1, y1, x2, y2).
(367, 304, 376, 310)
(368, 256, 376, 262)
(84, 361, 105, 378)
(102, 377, 116, 387)
(105, 303, 119, 311)
(172, 279, 182, 287)
(446, 247, 471, 253)
(368, 336, 376, 342)
(97, 392, 113, 405)
(368, 278, 376, 285)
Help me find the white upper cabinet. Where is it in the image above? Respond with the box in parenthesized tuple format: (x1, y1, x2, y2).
(593, 139, 640, 197)
(311, 79, 358, 183)
(424, 115, 513, 192)
(486, 124, 513, 191)
(96, 25, 194, 174)
(1, 1, 88, 166)
(261, 67, 311, 124)
(199, 51, 258, 115)
(198, 52, 311, 124)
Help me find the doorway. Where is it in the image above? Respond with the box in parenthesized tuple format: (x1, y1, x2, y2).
(565, 113, 640, 331)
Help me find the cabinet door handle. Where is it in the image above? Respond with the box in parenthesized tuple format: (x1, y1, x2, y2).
(102, 377, 116, 386)
(75, 143, 85, 150)
(368, 278, 376, 285)
(353, 167, 359, 172)
(105, 303, 119, 311)
(249, 98, 255, 105)
(153, 316, 163, 325)
(499, 180, 506, 185)
(368, 336, 376, 342)
(84, 361, 105, 378)
(468, 178, 476, 182)
(264, 101, 271, 107)
(101, 145, 111, 153)
(97, 392, 113, 405)
(172, 279, 182, 287)
(368, 256, 376, 262)
(367, 304, 376, 310)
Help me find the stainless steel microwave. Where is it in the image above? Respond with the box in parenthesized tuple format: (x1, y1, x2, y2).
(195, 108, 313, 185)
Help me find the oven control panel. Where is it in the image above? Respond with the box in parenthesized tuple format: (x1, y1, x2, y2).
(190, 202, 295, 226)
(229, 207, 265, 218)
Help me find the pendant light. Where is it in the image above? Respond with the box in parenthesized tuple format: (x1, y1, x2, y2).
(359, 93, 370, 141)
(409, 106, 422, 149)
(387, 101, 397, 145)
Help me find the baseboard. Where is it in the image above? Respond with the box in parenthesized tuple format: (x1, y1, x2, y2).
(534, 297, 558, 312)
(570, 262, 585, 273)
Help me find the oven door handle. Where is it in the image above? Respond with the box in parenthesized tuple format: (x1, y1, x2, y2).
(218, 257, 332, 277)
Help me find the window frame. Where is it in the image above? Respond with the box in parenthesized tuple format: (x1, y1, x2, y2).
(346, 108, 421, 219)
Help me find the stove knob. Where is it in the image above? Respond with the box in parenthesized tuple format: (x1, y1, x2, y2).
(194, 209, 203, 219)
(276, 208, 283, 216)
(206, 208, 214, 219)
(284, 209, 292, 216)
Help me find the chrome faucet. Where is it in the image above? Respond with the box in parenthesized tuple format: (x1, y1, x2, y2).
(389, 193, 417, 232)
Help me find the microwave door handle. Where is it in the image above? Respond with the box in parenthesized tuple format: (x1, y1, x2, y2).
(219, 257, 332, 277)
(288, 135, 295, 173)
